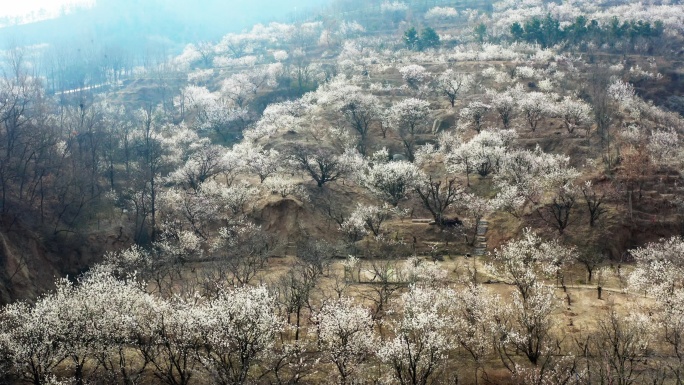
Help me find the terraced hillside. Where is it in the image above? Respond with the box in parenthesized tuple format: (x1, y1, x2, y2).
(2, 0, 684, 384)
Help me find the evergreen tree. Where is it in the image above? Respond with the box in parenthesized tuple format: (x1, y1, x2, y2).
(403, 27, 419, 50)
(419, 27, 440, 50)
(474, 23, 487, 43)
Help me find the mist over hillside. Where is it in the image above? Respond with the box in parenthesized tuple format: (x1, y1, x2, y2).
(1, 0, 329, 83)
(2, 0, 327, 47)
(0, 0, 330, 94)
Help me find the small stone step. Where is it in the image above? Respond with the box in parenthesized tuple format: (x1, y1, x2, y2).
(476, 220, 489, 235)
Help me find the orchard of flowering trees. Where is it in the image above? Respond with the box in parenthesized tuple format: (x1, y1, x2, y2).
(3, 0, 684, 383)
(5, 231, 684, 385)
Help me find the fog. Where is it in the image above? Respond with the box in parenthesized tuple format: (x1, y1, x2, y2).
(2, 0, 328, 48)
(0, 0, 331, 93)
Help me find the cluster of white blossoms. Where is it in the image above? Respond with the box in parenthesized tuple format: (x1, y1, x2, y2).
(380, 1, 409, 13)
(425, 6, 459, 20)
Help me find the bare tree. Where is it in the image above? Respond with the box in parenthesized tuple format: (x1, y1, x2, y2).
(587, 64, 614, 146)
(315, 189, 348, 228)
(277, 265, 317, 341)
(414, 176, 462, 227)
(289, 145, 347, 188)
(575, 247, 606, 283)
(617, 145, 653, 222)
(584, 307, 653, 385)
(296, 238, 335, 280)
(129, 105, 169, 243)
(338, 93, 380, 155)
(363, 258, 404, 320)
(213, 223, 278, 287)
(536, 184, 577, 235)
(580, 181, 609, 227)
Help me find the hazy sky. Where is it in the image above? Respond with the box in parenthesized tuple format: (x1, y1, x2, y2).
(0, 0, 93, 18)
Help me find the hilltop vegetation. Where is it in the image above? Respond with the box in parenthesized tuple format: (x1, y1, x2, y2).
(2, 0, 684, 383)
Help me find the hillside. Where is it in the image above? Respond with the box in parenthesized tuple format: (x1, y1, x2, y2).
(2, 0, 684, 384)
(0, 0, 329, 94)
